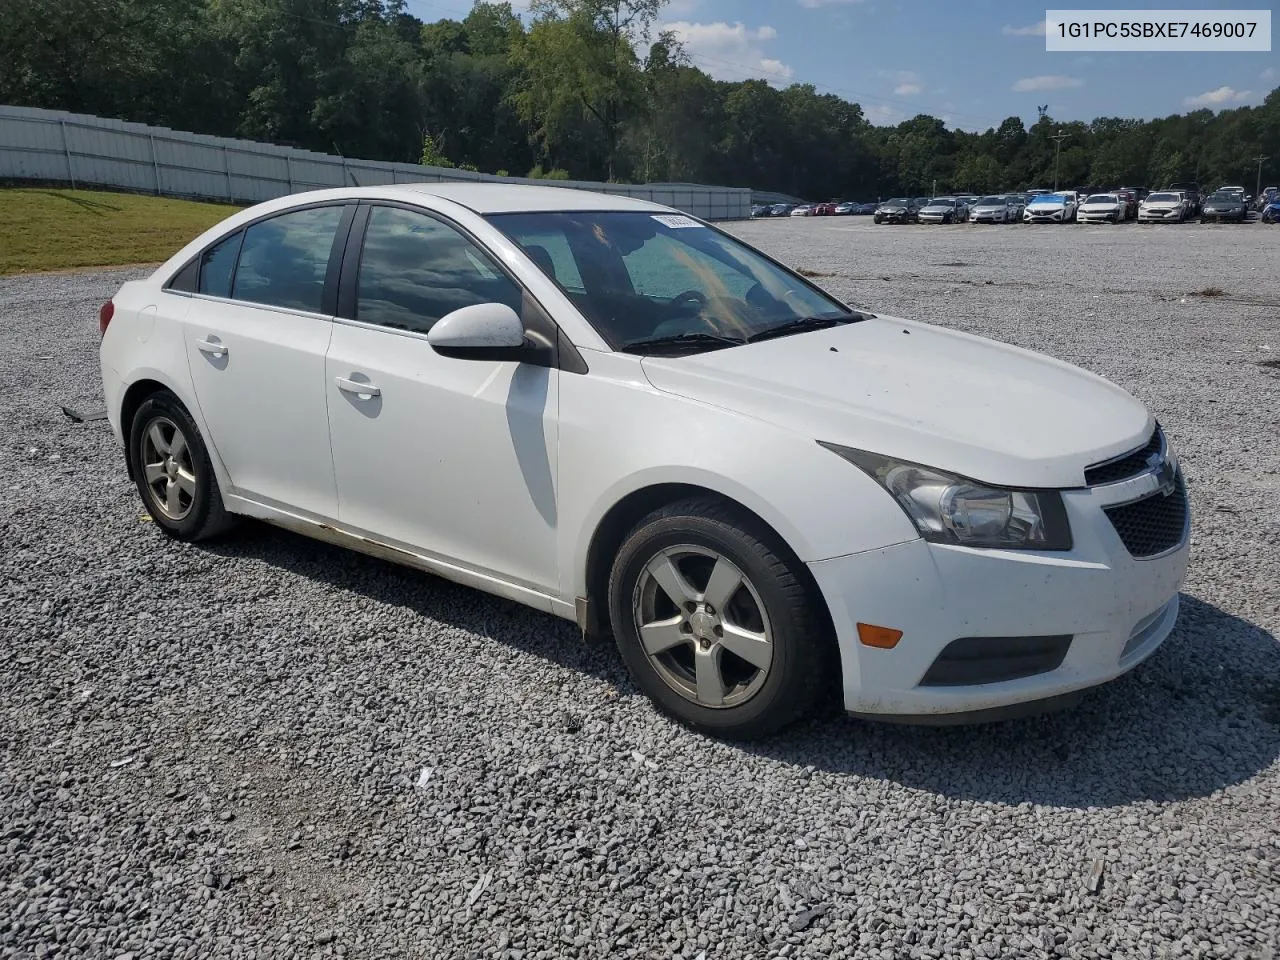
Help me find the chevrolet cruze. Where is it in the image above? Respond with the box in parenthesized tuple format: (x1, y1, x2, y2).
(99, 184, 1190, 739)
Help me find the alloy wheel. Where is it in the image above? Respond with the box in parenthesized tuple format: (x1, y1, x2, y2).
(631, 545, 774, 709)
(140, 415, 197, 521)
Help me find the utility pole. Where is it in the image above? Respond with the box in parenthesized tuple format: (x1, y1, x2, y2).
(1255, 155, 1269, 200)
(1050, 129, 1070, 191)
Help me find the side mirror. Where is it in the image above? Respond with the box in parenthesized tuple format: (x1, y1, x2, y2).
(427, 302, 528, 361)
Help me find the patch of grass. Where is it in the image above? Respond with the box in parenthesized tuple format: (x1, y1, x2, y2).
(0, 188, 241, 275)
(1191, 286, 1226, 297)
(796, 267, 835, 278)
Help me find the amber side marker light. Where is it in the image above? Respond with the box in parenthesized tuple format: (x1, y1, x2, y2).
(857, 623, 904, 649)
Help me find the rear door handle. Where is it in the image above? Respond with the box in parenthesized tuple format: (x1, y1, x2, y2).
(335, 376, 381, 398)
(195, 338, 227, 358)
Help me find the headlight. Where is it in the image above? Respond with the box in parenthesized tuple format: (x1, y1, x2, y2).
(819, 444, 1073, 550)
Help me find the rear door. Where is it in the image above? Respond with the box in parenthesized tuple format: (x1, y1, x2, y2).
(183, 203, 352, 518)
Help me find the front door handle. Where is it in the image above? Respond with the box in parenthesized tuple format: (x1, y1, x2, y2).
(335, 376, 381, 398)
(195, 338, 227, 358)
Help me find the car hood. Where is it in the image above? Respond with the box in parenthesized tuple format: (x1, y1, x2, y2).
(639, 316, 1152, 489)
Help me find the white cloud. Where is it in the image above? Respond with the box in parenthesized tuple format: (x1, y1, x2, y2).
(1012, 75, 1084, 92)
(864, 103, 904, 125)
(894, 83, 923, 95)
(663, 21, 794, 83)
(1183, 86, 1254, 107)
(1002, 20, 1046, 36)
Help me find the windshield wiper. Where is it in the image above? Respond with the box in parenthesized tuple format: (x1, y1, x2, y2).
(619, 331, 747, 355)
(747, 314, 862, 343)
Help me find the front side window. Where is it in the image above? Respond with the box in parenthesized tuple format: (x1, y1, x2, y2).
(198, 230, 242, 298)
(489, 211, 855, 352)
(231, 206, 345, 313)
(355, 206, 521, 334)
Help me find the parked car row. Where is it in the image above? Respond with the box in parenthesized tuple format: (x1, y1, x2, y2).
(866, 185, 1270, 225)
(756, 184, 1277, 225)
(751, 202, 880, 217)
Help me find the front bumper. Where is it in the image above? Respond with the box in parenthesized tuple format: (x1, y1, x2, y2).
(1078, 211, 1119, 222)
(809, 484, 1190, 719)
(1139, 208, 1183, 221)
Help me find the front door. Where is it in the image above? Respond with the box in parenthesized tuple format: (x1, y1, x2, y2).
(324, 204, 559, 593)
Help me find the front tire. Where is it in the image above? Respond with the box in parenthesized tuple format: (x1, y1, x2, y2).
(607, 498, 833, 740)
(129, 391, 235, 541)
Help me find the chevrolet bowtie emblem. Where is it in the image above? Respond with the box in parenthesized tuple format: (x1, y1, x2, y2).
(1146, 452, 1177, 496)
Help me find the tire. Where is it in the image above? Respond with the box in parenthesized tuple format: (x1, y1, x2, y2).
(129, 390, 235, 541)
(607, 497, 834, 740)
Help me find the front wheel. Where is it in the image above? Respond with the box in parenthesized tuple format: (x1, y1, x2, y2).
(129, 391, 235, 541)
(608, 498, 833, 740)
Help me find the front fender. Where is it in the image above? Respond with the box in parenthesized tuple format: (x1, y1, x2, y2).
(557, 352, 919, 601)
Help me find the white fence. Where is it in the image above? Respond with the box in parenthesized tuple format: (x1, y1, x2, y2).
(0, 105, 751, 220)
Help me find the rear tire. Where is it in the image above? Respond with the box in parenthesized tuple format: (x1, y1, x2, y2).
(607, 497, 834, 740)
(129, 391, 235, 541)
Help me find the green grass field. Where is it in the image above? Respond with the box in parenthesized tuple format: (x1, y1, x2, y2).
(0, 188, 240, 275)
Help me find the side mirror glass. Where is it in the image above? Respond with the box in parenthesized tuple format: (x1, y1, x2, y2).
(427, 302, 527, 360)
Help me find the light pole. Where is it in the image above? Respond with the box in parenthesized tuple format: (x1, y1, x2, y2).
(1050, 129, 1070, 191)
(1255, 154, 1269, 200)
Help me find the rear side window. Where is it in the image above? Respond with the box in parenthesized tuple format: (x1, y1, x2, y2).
(354, 206, 521, 334)
(231, 206, 345, 313)
(198, 231, 242, 298)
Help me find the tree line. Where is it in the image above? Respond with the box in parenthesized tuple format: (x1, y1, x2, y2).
(3, 0, 1278, 199)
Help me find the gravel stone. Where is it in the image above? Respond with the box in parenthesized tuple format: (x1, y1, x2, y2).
(1, 219, 1278, 959)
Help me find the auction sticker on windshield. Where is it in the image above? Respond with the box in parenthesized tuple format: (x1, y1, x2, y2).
(652, 214, 704, 229)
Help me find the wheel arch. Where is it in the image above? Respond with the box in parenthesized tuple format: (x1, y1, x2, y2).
(116, 371, 229, 492)
(579, 481, 836, 645)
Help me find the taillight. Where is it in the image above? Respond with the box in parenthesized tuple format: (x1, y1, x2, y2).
(99, 300, 115, 336)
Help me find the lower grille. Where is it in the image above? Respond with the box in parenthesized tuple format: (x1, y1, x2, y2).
(919, 635, 1073, 686)
(1103, 474, 1188, 558)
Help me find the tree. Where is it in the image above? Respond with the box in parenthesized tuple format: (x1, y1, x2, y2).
(511, 0, 663, 181)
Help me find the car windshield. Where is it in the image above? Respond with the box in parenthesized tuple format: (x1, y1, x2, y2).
(884, 198, 909, 205)
(1086, 195, 1116, 204)
(977, 197, 1003, 205)
(487, 211, 856, 353)
(1033, 195, 1065, 205)
(928, 199, 955, 207)
(1207, 192, 1235, 202)
(1146, 193, 1179, 202)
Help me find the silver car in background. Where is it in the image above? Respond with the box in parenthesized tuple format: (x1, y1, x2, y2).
(968, 195, 1019, 223)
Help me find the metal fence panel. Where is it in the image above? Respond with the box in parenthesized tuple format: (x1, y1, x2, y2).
(0, 105, 750, 219)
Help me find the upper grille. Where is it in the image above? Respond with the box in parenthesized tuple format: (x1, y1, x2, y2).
(1085, 427, 1163, 486)
(1103, 474, 1188, 558)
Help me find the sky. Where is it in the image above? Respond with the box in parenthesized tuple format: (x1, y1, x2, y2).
(403, 0, 1279, 131)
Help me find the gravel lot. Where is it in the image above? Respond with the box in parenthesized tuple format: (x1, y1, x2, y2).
(2, 218, 1279, 960)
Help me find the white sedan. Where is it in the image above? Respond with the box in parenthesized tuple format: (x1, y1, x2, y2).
(1077, 193, 1129, 223)
(99, 184, 1190, 739)
(1138, 192, 1191, 223)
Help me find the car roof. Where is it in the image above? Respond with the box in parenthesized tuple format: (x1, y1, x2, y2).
(253, 182, 673, 216)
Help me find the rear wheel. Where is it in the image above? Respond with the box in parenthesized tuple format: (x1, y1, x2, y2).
(129, 391, 235, 541)
(608, 498, 833, 740)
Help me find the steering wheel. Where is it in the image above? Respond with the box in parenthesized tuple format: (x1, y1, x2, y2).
(663, 288, 708, 313)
